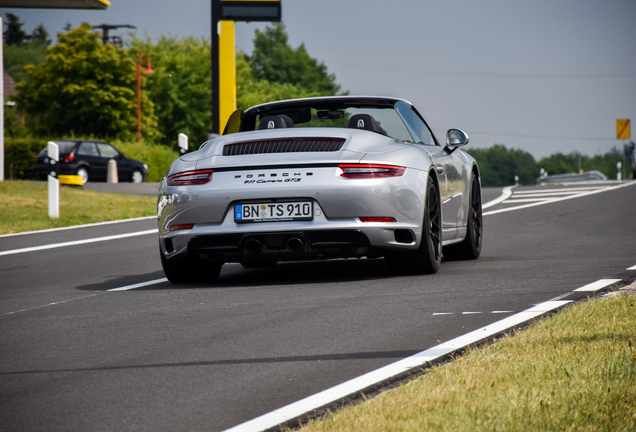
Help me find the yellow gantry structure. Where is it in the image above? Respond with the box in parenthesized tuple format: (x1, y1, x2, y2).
(211, 0, 281, 135)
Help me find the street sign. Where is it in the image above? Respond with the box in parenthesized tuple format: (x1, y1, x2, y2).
(617, 119, 630, 139)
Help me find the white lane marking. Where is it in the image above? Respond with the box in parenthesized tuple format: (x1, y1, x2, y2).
(462, 311, 482, 314)
(512, 190, 606, 197)
(483, 181, 636, 216)
(513, 187, 610, 194)
(222, 300, 571, 432)
(628, 265, 636, 270)
(108, 278, 168, 291)
(432, 312, 453, 316)
(574, 279, 621, 292)
(491, 310, 514, 314)
(0, 293, 101, 317)
(0, 229, 158, 257)
(503, 198, 556, 203)
(482, 185, 515, 209)
(0, 216, 156, 238)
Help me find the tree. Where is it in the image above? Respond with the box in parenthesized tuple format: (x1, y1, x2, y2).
(3, 15, 50, 84)
(30, 24, 51, 46)
(3, 13, 27, 45)
(536, 152, 581, 176)
(3, 43, 47, 84)
(248, 23, 341, 96)
(15, 23, 157, 140)
(236, 51, 318, 110)
(467, 145, 538, 187)
(537, 150, 624, 179)
(128, 35, 212, 146)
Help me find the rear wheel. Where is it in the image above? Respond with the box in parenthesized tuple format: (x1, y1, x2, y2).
(443, 173, 482, 260)
(131, 169, 144, 183)
(160, 249, 223, 283)
(385, 177, 441, 275)
(76, 167, 89, 184)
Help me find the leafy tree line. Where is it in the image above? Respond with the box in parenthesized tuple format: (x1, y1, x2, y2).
(3, 16, 630, 185)
(4, 17, 341, 147)
(467, 145, 631, 187)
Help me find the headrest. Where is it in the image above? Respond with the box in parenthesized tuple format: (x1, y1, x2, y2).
(348, 114, 380, 132)
(258, 115, 294, 130)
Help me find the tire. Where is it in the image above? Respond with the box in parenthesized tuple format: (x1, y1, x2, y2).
(160, 249, 223, 283)
(76, 167, 89, 184)
(385, 176, 442, 275)
(131, 169, 144, 183)
(443, 173, 482, 261)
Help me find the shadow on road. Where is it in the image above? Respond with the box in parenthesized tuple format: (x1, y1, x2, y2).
(75, 258, 395, 291)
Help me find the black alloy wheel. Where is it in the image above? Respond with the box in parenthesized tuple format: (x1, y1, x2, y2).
(443, 173, 482, 260)
(160, 245, 223, 283)
(385, 176, 441, 275)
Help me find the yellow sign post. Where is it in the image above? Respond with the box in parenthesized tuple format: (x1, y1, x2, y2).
(218, 20, 236, 133)
(211, 0, 281, 135)
(617, 119, 630, 140)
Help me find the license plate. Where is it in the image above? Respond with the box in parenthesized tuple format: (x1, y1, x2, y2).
(235, 201, 313, 223)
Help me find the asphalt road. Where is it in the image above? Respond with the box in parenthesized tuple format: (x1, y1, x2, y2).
(1, 181, 635, 432)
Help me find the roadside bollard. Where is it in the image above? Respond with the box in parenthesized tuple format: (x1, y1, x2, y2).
(48, 141, 59, 218)
(179, 133, 188, 155)
(107, 159, 118, 183)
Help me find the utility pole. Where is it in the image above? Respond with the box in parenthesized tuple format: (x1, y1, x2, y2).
(92, 24, 136, 46)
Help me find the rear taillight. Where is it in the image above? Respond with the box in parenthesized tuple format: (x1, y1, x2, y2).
(167, 169, 214, 186)
(360, 217, 397, 223)
(338, 164, 406, 178)
(170, 224, 194, 231)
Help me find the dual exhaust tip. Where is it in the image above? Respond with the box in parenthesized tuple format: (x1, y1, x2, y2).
(243, 236, 305, 254)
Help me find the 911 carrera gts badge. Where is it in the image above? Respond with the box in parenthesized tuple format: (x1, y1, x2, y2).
(235, 172, 309, 184)
(244, 177, 301, 184)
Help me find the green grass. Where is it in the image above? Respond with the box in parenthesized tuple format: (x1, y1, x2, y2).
(0, 181, 157, 235)
(297, 293, 636, 432)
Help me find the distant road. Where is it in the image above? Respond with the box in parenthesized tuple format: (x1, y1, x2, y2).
(1, 181, 635, 432)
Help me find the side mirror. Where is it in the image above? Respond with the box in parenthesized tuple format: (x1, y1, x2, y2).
(446, 129, 469, 147)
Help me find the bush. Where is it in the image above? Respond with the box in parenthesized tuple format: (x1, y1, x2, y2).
(467, 145, 538, 187)
(2, 136, 44, 180)
(112, 140, 179, 182)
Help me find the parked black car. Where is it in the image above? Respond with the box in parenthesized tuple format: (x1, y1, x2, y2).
(34, 140, 149, 184)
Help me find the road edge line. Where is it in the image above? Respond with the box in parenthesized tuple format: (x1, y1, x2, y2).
(0, 216, 157, 239)
(0, 229, 158, 257)
(222, 300, 572, 432)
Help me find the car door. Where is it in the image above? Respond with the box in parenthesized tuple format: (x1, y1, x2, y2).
(425, 146, 466, 238)
(395, 102, 466, 240)
(77, 142, 103, 179)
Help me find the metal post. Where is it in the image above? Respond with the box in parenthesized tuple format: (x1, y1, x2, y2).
(48, 142, 59, 218)
(211, 0, 221, 135)
(0, 16, 4, 182)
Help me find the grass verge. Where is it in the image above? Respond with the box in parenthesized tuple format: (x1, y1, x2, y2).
(296, 292, 636, 432)
(0, 181, 157, 235)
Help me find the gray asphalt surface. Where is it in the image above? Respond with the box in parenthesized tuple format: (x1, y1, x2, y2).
(1, 182, 635, 431)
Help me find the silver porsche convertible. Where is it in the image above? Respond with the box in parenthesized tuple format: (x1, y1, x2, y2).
(157, 96, 482, 283)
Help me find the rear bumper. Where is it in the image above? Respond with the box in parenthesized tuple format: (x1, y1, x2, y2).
(161, 228, 418, 263)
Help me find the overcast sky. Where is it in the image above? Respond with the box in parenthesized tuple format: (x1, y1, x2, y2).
(2, 0, 636, 159)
